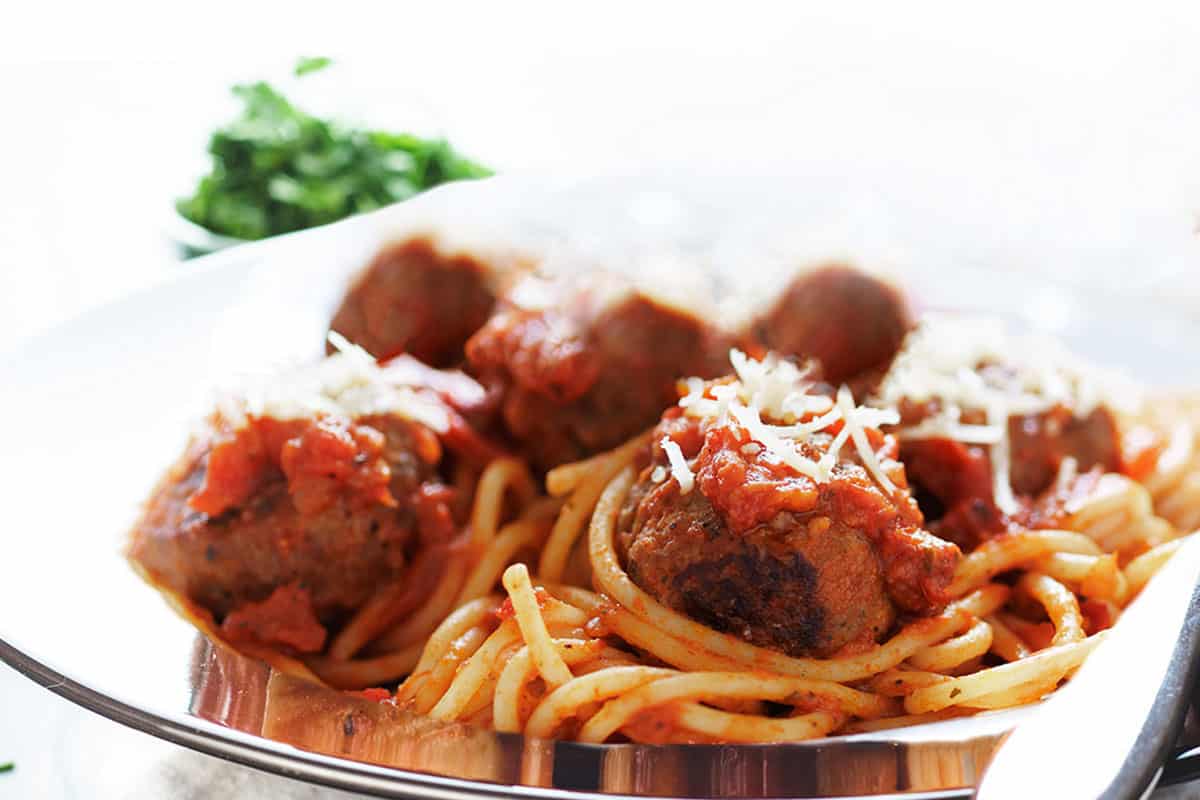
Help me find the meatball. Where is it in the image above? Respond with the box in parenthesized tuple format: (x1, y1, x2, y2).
(328, 238, 503, 367)
(1009, 405, 1121, 497)
(748, 264, 914, 385)
(466, 272, 732, 470)
(128, 350, 498, 654)
(618, 373, 960, 659)
(876, 315, 1127, 550)
(900, 403, 1122, 550)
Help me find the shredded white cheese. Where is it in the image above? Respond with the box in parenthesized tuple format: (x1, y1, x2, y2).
(1055, 456, 1079, 492)
(728, 402, 828, 482)
(219, 332, 451, 433)
(837, 385, 899, 496)
(874, 313, 1137, 514)
(679, 349, 900, 495)
(985, 399, 1018, 514)
(660, 436, 695, 494)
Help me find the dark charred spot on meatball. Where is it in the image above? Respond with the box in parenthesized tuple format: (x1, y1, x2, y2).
(674, 550, 826, 653)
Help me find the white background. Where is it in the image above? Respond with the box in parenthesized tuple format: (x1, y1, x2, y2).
(2, 3, 1199, 796)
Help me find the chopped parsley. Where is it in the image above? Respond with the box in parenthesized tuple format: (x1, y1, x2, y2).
(293, 56, 332, 77)
(176, 58, 492, 241)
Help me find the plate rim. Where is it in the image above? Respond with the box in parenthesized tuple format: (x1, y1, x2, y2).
(4, 174, 1200, 799)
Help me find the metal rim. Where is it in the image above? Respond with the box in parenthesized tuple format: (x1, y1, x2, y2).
(0, 635, 987, 800)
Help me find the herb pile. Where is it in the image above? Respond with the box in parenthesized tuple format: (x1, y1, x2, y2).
(176, 59, 492, 241)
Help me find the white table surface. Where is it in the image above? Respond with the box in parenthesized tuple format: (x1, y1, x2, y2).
(2, 6, 1200, 797)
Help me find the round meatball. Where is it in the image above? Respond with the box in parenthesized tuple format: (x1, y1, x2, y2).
(748, 264, 914, 385)
(328, 238, 502, 367)
(128, 410, 463, 654)
(898, 400, 1123, 550)
(130, 417, 451, 628)
(466, 273, 732, 470)
(619, 403, 960, 659)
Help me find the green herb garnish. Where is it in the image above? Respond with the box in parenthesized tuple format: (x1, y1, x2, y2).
(293, 56, 332, 77)
(176, 61, 492, 241)
(0, 762, 13, 774)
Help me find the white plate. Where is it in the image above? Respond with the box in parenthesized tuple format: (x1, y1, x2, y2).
(2, 175, 1198, 799)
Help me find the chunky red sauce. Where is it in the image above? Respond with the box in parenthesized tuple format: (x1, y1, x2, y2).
(661, 407, 909, 536)
(189, 414, 440, 517)
(280, 417, 398, 515)
(692, 422, 821, 533)
(1080, 598, 1116, 635)
(353, 687, 394, 703)
(464, 275, 732, 470)
(494, 586, 550, 621)
(412, 484, 459, 546)
(220, 583, 327, 653)
(1120, 424, 1166, 482)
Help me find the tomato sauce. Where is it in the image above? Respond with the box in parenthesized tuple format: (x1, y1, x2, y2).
(189, 415, 439, 517)
(220, 583, 327, 653)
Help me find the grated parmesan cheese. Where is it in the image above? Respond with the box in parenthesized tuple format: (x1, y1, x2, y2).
(219, 332, 452, 433)
(728, 402, 828, 482)
(1055, 456, 1079, 492)
(661, 437, 695, 494)
(837, 385, 899, 496)
(679, 349, 900, 495)
(874, 313, 1137, 514)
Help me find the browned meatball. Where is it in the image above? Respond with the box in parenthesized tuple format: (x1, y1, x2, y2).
(877, 314, 1127, 551)
(328, 238, 501, 367)
(128, 354, 500, 654)
(899, 401, 1123, 550)
(131, 416, 433, 615)
(618, 378, 960, 659)
(748, 265, 914, 385)
(1009, 405, 1121, 497)
(466, 273, 732, 470)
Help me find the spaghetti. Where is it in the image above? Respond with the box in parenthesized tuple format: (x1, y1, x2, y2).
(128, 302, 1200, 745)
(278, 380, 1197, 743)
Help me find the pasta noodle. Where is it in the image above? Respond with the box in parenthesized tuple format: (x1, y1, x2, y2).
(1142, 396, 1200, 531)
(141, 344, 1200, 744)
(345, 399, 1196, 743)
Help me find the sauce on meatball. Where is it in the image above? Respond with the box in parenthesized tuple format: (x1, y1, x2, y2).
(128, 344, 501, 654)
(618, 357, 960, 658)
(466, 272, 732, 471)
(874, 315, 1135, 550)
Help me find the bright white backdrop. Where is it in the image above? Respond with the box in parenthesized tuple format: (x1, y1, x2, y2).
(2, 4, 1199, 797)
(2, 3, 1200, 343)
